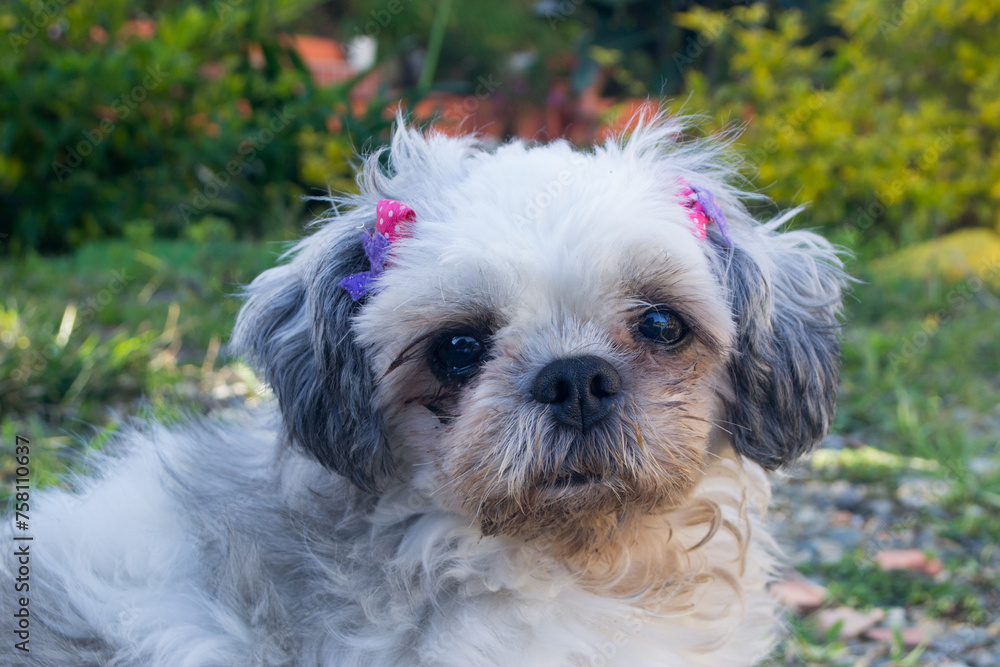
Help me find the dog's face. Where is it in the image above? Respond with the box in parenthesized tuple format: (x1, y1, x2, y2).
(355, 144, 739, 546)
(234, 116, 844, 553)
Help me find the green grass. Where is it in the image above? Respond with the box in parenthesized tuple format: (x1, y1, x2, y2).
(800, 553, 987, 624)
(836, 264, 1000, 544)
(1, 238, 282, 496)
(837, 264, 1000, 459)
(774, 614, 929, 667)
(772, 615, 851, 666)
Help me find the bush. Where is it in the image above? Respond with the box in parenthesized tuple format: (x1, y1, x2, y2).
(665, 0, 1000, 255)
(0, 0, 393, 254)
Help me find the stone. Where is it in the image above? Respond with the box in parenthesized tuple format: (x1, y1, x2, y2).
(969, 457, 998, 477)
(821, 434, 848, 450)
(865, 626, 927, 646)
(870, 228, 1000, 288)
(833, 484, 867, 511)
(817, 607, 886, 640)
(813, 538, 847, 565)
(867, 498, 895, 520)
(770, 577, 828, 615)
(874, 548, 944, 576)
(897, 478, 953, 510)
(933, 627, 996, 652)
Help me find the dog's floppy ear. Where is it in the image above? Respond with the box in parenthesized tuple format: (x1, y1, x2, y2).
(231, 224, 395, 494)
(711, 225, 845, 469)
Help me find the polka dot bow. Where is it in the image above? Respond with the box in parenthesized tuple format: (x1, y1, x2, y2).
(339, 199, 416, 301)
(678, 178, 730, 245)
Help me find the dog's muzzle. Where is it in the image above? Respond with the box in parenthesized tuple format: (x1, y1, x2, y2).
(530, 355, 621, 431)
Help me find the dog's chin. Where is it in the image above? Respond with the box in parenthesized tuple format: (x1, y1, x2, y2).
(471, 469, 694, 553)
(414, 394, 714, 553)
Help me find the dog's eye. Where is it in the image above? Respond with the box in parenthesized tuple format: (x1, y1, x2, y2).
(636, 308, 688, 347)
(431, 333, 486, 380)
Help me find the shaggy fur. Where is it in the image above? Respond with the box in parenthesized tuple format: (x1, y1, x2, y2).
(2, 113, 845, 666)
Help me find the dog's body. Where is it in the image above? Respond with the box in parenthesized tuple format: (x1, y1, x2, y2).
(13, 409, 777, 666)
(4, 115, 844, 666)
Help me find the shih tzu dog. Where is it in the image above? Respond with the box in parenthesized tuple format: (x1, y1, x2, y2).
(4, 113, 844, 666)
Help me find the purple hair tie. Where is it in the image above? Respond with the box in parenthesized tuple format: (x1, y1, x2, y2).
(339, 200, 416, 301)
(678, 178, 731, 245)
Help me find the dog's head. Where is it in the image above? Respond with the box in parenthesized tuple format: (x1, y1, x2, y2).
(233, 114, 844, 548)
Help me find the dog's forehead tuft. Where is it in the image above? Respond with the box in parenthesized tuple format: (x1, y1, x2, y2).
(355, 141, 734, 357)
(447, 141, 697, 244)
(398, 143, 713, 287)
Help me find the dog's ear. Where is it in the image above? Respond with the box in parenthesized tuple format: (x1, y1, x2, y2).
(231, 225, 395, 494)
(710, 226, 845, 469)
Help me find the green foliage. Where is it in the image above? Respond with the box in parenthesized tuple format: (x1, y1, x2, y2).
(339, 0, 575, 105)
(667, 0, 1000, 254)
(0, 239, 278, 492)
(830, 254, 1000, 554)
(776, 612, 930, 666)
(802, 554, 987, 624)
(775, 615, 852, 666)
(809, 446, 939, 484)
(0, 0, 392, 254)
(836, 263, 1000, 496)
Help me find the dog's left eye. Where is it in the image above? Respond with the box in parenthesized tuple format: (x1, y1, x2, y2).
(636, 308, 688, 347)
(431, 333, 486, 380)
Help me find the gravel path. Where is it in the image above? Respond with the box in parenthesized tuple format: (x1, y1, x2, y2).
(767, 437, 1000, 666)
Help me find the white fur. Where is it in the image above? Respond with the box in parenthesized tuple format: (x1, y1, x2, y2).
(6, 411, 780, 666)
(3, 114, 843, 666)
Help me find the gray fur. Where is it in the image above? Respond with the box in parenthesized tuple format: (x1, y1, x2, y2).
(2, 412, 428, 665)
(231, 222, 395, 494)
(708, 224, 846, 469)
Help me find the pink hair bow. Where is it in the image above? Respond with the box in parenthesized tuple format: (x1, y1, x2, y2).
(678, 178, 730, 244)
(340, 199, 416, 301)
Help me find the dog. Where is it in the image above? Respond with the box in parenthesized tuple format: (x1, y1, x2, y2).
(3, 113, 844, 666)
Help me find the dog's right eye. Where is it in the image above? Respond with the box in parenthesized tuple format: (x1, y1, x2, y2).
(636, 307, 688, 347)
(430, 332, 486, 381)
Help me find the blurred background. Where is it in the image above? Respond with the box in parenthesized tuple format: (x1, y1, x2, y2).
(1, 0, 998, 664)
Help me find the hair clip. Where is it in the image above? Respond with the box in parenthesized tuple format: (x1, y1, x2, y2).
(340, 199, 416, 301)
(678, 178, 730, 245)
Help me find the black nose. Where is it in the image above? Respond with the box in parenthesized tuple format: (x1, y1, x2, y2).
(530, 356, 622, 430)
